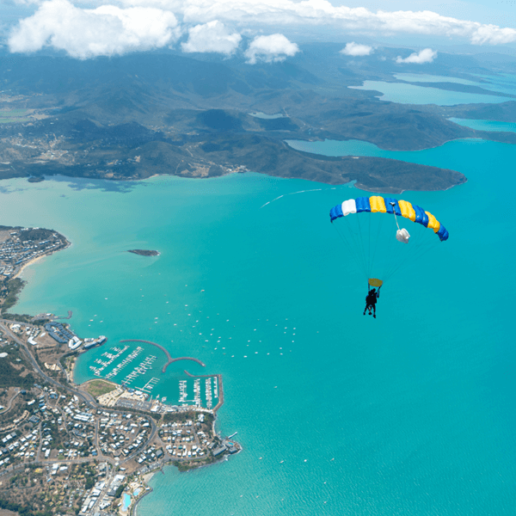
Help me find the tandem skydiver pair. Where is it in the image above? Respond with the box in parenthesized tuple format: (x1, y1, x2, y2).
(329, 196, 449, 320)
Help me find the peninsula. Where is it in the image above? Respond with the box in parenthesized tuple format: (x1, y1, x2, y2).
(2, 49, 507, 193)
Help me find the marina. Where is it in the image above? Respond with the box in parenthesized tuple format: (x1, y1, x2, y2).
(122, 355, 157, 385)
(89, 345, 129, 377)
(105, 346, 144, 380)
(138, 376, 160, 394)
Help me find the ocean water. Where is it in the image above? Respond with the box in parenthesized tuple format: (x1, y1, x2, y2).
(449, 118, 516, 133)
(349, 80, 513, 105)
(0, 129, 514, 514)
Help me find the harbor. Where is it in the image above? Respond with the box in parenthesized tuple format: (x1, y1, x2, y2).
(87, 340, 221, 411)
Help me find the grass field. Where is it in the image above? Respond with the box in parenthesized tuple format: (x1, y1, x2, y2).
(84, 379, 117, 397)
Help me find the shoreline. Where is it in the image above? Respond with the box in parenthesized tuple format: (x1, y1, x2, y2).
(12, 236, 72, 281)
(0, 224, 240, 515)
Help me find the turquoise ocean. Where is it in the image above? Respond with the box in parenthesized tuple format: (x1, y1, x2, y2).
(1, 81, 515, 515)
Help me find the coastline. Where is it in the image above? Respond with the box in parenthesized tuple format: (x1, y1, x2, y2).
(12, 236, 72, 281)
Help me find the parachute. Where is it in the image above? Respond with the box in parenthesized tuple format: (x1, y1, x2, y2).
(330, 196, 448, 286)
(330, 196, 448, 241)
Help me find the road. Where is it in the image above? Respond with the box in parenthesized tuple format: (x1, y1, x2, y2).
(0, 320, 158, 465)
(0, 321, 96, 407)
(0, 388, 21, 416)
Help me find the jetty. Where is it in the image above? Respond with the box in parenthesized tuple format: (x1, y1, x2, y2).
(120, 339, 205, 373)
(185, 371, 224, 412)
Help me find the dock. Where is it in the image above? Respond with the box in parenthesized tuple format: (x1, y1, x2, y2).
(184, 371, 224, 412)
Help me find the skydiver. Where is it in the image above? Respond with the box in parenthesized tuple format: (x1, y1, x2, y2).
(363, 285, 380, 318)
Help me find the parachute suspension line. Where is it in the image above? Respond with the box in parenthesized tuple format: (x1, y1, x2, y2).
(333, 223, 368, 278)
(390, 202, 401, 231)
(346, 220, 369, 278)
(370, 210, 386, 280)
(332, 224, 365, 274)
(349, 217, 369, 279)
(356, 214, 370, 278)
(367, 213, 373, 275)
(382, 229, 440, 283)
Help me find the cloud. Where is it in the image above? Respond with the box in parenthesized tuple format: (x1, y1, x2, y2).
(340, 42, 373, 56)
(153, 0, 516, 46)
(244, 33, 299, 64)
(396, 48, 437, 64)
(8, 0, 516, 60)
(181, 20, 241, 55)
(8, 0, 181, 58)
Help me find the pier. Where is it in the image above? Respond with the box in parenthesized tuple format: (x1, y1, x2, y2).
(185, 371, 224, 412)
(120, 339, 205, 373)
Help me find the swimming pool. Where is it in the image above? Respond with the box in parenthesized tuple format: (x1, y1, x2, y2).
(122, 493, 131, 512)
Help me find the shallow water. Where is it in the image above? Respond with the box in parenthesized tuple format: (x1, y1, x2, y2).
(449, 117, 516, 133)
(349, 80, 513, 105)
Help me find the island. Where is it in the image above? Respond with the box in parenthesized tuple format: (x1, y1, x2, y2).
(127, 250, 160, 257)
(0, 226, 240, 516)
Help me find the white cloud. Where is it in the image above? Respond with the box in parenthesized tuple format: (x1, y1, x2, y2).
(244, 33, 299, 64)
(396, 48, 437, 64)
(340, 42, 373, 56)
(146, 0, 516, 46)
(8, 0, 181, 58)
(8, 0, 516, 60)
(181, 20, 241, 55)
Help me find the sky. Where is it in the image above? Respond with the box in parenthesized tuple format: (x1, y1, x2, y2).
(0, 0, 515, 62)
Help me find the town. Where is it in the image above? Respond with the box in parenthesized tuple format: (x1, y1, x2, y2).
(0, 226, 67, 281)
(0, 225, 240, 516)
(0, 315, 240, 516)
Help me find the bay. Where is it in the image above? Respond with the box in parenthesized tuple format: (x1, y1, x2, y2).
(394, 72, 516, 96)
(349, 80, 513, 105)
(0, 132, 515, 514)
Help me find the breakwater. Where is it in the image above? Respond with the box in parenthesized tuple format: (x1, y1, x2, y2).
(120, 339, 205, 373)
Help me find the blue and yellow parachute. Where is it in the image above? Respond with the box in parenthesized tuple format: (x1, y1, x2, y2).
(330, 196, 449, 242)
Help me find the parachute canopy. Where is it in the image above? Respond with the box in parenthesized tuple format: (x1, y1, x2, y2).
(329, 196, 449, 242)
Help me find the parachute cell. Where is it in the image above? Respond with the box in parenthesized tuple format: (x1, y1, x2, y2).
(370, 196, 387, 213)
(385, 198, 401, 216)
(356, 197, 371, 213)
(398, 200, 416, 221)
(341, 199, 357, 216)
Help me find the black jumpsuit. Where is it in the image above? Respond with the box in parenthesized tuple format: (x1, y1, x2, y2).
(364, 289, 379, 316)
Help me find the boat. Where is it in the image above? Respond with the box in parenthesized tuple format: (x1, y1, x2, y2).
(83, 335, 107, 351)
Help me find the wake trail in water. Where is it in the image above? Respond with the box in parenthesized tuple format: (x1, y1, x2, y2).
(260, 189, 329, 208)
